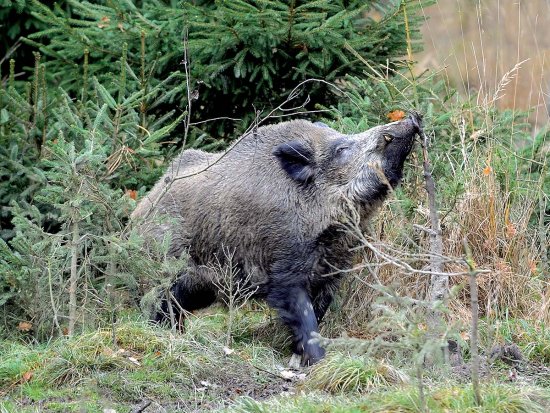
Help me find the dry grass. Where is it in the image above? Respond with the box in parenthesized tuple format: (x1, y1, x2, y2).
(324, 1, 550, 335)
(328, 151, 547, 334)
(417, 0, 550, 128)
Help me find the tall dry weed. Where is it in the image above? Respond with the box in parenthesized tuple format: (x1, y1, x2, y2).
(326, 1, 549, 335)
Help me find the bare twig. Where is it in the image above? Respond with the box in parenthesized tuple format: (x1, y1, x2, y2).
(47, 250, 64, 337)
(68, 218, 79, 336)
(211, 246, 258, 347)
(189, 116, 242, 126)
(0, 40, 21, 67)
(417, 124, 448, 366)
(463, 239, 481, 406)
(165, 286, 176, 332)
(131, 400, 152, 413)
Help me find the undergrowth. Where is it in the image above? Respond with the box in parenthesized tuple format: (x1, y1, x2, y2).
(0, 310, 286, 412)
(1, 312, 549, 412)
(229, 384, 550, 413)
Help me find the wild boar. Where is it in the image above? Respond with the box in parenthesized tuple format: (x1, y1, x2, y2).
(132, 114, 421, 366)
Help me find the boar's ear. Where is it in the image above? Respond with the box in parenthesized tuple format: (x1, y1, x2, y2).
(273, 141, 315, 184)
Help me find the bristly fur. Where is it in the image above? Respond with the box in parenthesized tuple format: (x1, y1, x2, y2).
(132, 116, 420, 366)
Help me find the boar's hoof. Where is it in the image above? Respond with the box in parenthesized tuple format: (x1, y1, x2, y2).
(288, 353, 302, 369)
(301, 343, 325, 367)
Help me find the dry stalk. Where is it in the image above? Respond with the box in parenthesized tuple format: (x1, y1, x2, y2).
(68, 218, 79, 336)
(463, 239, 481, 406)
(211, 246, 258, 348)
(539, 166, 548, 283)
(416, 123, 447, 365)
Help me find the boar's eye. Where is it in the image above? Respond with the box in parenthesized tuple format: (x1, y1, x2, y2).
(383, 134, 394, 143)
(336, 146, 349, 155)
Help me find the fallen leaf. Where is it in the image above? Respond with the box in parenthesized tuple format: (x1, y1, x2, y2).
(117, 23, 124, 32)
(280, 370, 296, 380)
(22, 371, 33, 383)
(461, 331, 470, 340)
(223, 347, 235, 355)
(495, 260, 511, 273)
(103, 347, 116, 358)
(128, 357, 141, 366)
(506, 221, 516, 238)
(98, 17, 110, 29)
(387, 110, 405, 121)
(483, 164, 492, 176)
(17, 322, 32, 332)
(529, 261, 538, 275)
(126, 189, 137, 200)
(235, 389, 243, 393)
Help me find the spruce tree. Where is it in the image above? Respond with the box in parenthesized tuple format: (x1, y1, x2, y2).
(21, 0, 433, 140)
(0, 44, 184, 336)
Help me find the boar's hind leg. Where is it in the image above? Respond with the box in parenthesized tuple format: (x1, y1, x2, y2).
(268, 284, 325, 366)
(155, 267, 217, 326)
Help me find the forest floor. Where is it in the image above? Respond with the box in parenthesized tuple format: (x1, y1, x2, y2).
(1, 304, 550, 412)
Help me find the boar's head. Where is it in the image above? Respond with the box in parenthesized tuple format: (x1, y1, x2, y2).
(273, 113, 421, 208)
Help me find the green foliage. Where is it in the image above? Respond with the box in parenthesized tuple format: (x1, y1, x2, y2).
(0, 44, 183, 236)
(0, 46, 186, 336)
(20, 0, 433, 140)
(0, 0, 56, 66)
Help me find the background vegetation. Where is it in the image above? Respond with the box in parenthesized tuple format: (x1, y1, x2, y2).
(1, 0, 549, 412)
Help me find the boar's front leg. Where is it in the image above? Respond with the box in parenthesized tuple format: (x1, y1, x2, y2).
(268, 270, 325, 366)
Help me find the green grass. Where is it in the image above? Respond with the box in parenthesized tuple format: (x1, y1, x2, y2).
(1, 311, 550, 412)
(305, 353, 410, 394)
(0, 310, 286, 412)
(228, 384, 550, 413)
(480, 316, 550, 364)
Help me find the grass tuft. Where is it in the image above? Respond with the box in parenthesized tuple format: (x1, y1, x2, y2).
(305, 353, 409, 394)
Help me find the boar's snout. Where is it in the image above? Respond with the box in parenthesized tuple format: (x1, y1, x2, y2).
(380, 112, 422, 188)
(389, 112, 422, 141)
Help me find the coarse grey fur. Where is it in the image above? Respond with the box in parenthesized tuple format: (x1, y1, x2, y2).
(132, 115, 420, 366)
